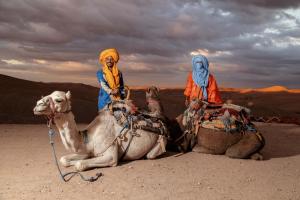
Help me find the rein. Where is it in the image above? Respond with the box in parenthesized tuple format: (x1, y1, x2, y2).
(45, 108, 135, 182)
(46, 119, 102, 182)
(46, 97, 103, 182)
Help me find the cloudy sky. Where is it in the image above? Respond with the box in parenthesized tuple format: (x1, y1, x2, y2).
(0, 0, 300, 88)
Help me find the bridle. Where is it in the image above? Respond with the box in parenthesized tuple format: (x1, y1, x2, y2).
(46, 97, 71, 126)
(44, 96, 102, 182)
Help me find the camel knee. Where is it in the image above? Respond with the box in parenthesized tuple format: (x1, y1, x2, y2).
(146, 149, 160, 159)
(225, 148, 244, 159)
(193, 145, 208, 153)
(147, 136, 167, 160)
(110, 155, 118, 167)
(146, 144, 165, 159)
(192, 145, 219, 154)
(60, 156, 71, 167)
(100, 155, 118, 167)
(146, 153, 157, 160)
(75, 160, 87, 171)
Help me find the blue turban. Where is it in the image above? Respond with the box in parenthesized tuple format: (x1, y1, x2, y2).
(192, 55, 210, 101)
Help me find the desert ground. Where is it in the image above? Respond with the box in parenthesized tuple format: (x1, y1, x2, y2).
(1, 74, 300, 199)
(0, 123, 300, 200)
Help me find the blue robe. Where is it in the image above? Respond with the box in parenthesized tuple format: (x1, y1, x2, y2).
(96, 70, 125, 110)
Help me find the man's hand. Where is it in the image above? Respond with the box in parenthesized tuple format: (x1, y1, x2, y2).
(111, 89, 119, 95)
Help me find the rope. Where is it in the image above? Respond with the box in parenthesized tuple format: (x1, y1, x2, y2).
(252, 116, 281, 123)
(46, 113, 132, 182)
(48, 128, 103, 182)
(173, 130, 189, 144)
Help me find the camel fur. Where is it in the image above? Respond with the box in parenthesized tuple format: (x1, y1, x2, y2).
(33, 91, 167, 171)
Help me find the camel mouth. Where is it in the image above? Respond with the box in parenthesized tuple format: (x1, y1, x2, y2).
(33, 109, 44, 115)
(33, 107, 50, 115)
(33, 110, 44, 115)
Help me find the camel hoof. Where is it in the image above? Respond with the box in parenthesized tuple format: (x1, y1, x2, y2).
(75, 161, 86, 171)
(250, 153, 263, 161)
(60, 157, 71, 167)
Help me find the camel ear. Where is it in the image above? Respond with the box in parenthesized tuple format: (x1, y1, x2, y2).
(156, 86, 160, 93)
(66, 91, 71, 100)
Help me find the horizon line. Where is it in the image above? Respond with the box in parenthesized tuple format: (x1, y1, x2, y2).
(1, 73, 300, 91)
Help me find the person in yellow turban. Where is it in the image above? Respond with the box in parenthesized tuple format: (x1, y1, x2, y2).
(96, 48, 125, 110)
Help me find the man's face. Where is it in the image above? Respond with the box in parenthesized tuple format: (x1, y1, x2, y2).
(195, 61, 204, 71)
(105, 56, 115, 68)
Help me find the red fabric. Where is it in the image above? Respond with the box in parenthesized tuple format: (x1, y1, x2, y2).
(184, 72, 222, 104)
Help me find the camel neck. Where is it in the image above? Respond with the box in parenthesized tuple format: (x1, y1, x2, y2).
(53, 112, 81, 152)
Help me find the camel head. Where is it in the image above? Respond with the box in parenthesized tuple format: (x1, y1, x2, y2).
(33, 91, 72, 116)
(146, 86, 160, 100)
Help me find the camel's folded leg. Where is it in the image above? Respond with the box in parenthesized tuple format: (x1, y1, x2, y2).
(146, 135, 167, 159)
(250, 152, 264, 160)
(192, 144, 217, 154)
(60, 153, 90, 167)
(225, 133, 263, 159)
(74, 144, 118, 171)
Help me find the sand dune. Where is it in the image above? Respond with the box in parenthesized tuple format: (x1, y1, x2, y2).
(221, 86, 300, 93)
(241, 86, 288, 93)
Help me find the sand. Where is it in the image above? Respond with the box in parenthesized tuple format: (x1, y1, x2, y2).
(0, 123, 300, 200)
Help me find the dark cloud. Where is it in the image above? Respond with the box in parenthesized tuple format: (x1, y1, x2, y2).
(0, 0, 300, 88)
(213, 0, 300, 9)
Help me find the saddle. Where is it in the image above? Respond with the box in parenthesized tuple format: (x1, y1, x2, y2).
(184, 101, 256, 134)
(110, 101, 169, 136)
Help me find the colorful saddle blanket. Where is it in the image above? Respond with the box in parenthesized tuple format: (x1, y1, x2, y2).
(183, 103, 256, 133)
(111, 101, 169, 136)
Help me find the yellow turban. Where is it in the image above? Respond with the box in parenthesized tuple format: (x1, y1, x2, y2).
(99, 48, 119, 64)
(99, 48, 120, 97)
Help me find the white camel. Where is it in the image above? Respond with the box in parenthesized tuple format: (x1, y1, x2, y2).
(33, 91, 167, 171)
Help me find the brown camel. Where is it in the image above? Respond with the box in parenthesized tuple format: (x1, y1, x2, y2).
(169, 100, 265, 160)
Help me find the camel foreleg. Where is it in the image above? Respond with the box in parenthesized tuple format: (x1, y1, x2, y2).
(60, 153, 90, 167)
(192, 144, 218, 154)
(74, 144, 118, 171)
(225, 133, 263, 159)
(146, 135, 167, 159)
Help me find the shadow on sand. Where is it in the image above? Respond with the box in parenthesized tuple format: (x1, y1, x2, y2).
(260, 124, 300, 159)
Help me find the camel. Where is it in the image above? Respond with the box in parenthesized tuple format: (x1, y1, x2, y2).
(33, 90, 167, 171)
(169, 100, 265, 160)
(145, 86, 165, 119)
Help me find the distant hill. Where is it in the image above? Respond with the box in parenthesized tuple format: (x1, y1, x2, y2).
(1, 74, 300, 124)
(0, 74, 180, 123)
(0, 74, 99, 123)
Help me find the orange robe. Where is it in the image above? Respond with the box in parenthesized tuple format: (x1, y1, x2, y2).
(184, 72, 222, 104)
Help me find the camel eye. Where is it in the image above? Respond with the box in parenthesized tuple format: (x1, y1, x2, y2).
(55, 99, 63, 103)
